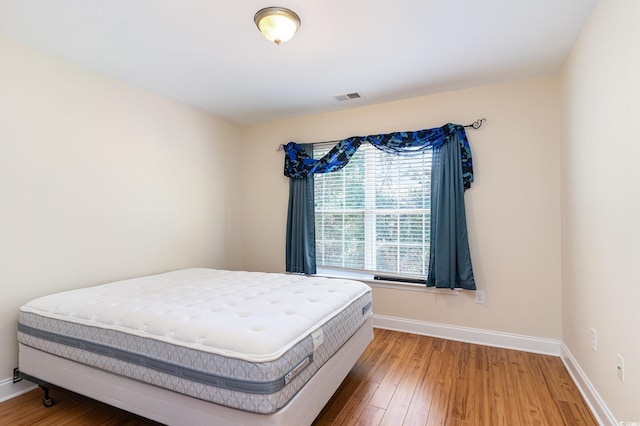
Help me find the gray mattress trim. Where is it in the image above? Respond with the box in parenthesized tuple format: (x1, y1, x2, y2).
(18, 322, 312, 395)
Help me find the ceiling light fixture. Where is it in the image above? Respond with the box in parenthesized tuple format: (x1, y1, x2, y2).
(254, 7, 301, 45)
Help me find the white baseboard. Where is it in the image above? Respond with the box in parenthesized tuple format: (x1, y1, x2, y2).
(561, 343, 617, 426)
(0, 376, 37, 404)
(373, 314, 561, 356)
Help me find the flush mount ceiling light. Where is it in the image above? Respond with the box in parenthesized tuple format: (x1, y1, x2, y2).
(254, 7, 301, 45)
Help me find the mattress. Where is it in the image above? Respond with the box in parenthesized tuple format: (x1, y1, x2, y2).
(17, 268, 372, 414)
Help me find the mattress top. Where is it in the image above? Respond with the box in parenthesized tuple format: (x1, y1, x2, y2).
(20, 268, 370, 362)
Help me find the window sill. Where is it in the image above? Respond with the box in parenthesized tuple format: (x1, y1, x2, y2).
(315, 268, 461, 295)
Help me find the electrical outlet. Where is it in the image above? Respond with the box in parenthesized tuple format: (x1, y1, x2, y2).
(474, 290, 485, 304)
(590, 328, 597, 352)
(617, 354, 624, 383)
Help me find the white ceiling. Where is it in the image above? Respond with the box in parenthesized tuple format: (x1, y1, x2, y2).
(0, 0, 596, 125)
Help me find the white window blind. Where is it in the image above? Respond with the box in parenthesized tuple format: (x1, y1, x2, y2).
(314, 142, 432, 277)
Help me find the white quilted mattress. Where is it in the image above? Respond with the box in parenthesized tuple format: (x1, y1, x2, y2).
(18, 268, 373, 413)
(20, 268, 370, 362)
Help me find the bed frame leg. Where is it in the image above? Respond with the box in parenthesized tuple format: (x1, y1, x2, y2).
(40, 385, 54, 407)
(13, 368, 55, 407)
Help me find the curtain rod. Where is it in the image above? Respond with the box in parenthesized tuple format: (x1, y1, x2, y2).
(277, 118, 486, 151)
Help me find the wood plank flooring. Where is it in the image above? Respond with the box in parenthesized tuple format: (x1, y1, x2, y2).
(314, 329, 596, 425)
(0, 329, 597, 426)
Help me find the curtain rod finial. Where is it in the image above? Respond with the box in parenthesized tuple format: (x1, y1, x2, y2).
(464, 118, 486, 129)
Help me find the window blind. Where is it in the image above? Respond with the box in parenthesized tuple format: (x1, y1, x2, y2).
(314, 142, 432, 277)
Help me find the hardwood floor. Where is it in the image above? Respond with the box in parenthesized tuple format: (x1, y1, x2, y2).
(0, 385, 161, 426)
(314, 329, 596, 425)
(0, 329, 597, 426)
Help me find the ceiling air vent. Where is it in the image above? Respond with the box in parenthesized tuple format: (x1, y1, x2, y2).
(335, 91, 362, 102)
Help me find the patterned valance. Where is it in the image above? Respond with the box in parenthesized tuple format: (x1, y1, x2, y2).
(283, 123, 474, 189)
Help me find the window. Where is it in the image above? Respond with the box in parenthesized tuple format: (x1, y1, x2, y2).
(314, 142, 432, 278)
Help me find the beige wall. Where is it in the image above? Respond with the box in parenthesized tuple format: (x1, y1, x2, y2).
(240, 77, 563, 339)
(0, 36, 243, 380)
(561, 0, 640, 421)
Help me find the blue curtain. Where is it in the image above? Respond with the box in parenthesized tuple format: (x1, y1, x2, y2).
(284, 124, 476, 290)
(427, 130, 476, 289)
(285, 144, 316, 274)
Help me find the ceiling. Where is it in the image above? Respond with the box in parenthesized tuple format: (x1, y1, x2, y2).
(0, 0, 596, 125)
